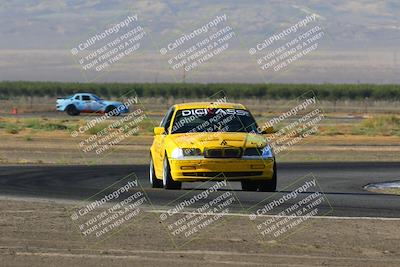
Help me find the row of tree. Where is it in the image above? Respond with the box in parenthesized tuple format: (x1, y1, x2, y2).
(0, 81, 399, 100)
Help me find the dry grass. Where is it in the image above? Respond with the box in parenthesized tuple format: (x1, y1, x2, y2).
(1, 114, 400, 164)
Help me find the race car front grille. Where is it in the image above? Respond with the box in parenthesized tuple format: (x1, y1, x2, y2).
(204, 148, 242, 158)
(182, 172, 262, 177)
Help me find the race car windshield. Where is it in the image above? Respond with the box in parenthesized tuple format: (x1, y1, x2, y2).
(171, 108, 258, 134)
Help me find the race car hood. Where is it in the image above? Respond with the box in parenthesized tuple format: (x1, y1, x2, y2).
(168, 132, 267, 149)
(100, 100, 123, 106)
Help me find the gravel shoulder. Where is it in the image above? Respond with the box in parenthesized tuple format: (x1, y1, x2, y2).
(1, 198, 400, 266)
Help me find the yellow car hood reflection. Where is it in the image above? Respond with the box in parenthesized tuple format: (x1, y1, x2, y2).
(168, 132, 267, 150)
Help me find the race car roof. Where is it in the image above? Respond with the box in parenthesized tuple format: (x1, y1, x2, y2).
(174, 102, 246, 110)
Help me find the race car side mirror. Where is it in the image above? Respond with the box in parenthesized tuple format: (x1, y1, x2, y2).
(154, 127, 165, 135)
(261, 126, 274, 134)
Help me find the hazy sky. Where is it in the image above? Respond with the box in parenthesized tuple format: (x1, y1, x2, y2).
(0, 0, 399, 83)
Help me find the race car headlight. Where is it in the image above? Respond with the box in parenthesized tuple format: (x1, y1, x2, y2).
(243, 145, 273, 159)
(171, 148, 202, 159)
(171, 148, 184, 159)
(182, 148, 202, 156)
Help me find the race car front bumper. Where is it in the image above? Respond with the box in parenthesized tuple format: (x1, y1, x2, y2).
(169, 158, 275, 182)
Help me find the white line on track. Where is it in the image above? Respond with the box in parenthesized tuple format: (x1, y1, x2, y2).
(2, 195, 400, 221)
(148, 209, 400, 221)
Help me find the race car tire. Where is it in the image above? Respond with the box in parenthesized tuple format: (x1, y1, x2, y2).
(241, 180, 258, 191)
(149, 156, 163, 188)
(258, 161, 277, 192)
(66, 105, 80, 116)
(105, 105, 119, 116)
(163, 156, 182, 190)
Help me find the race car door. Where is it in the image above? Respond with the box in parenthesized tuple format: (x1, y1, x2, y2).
(153, 106, 175, 177)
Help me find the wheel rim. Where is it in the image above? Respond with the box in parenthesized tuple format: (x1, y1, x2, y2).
(69, 106, 77, 115)
(162, 159, 167, 187)
(149, 159, 154, 185)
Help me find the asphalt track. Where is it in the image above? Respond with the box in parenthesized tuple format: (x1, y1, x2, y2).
(0, 162, 399, 218)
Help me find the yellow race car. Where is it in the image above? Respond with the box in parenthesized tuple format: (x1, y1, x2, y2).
(149, 102, 276, 191)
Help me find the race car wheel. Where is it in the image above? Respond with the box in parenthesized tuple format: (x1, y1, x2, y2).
(66, 105, 79, 116)
(258, 161, 277, 192)
(241, 180, 258, 191)
(149, 157, 163, 188)
(105, 105, 119, 116)
(163, 157, 182, 190)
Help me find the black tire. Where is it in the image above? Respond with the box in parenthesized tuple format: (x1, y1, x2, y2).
(258, 161, 277, 192)
(105, 105, 119, 116)
(149, 156, 163, 188)
(241, 180, 259, 191)
(66, 105, 79, 116)
(162, 156, 181, 190)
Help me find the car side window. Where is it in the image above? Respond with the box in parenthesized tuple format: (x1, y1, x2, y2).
(82, 95, 91, 101)
(160, 107, 175, 133)
(74, 95, 80, 100)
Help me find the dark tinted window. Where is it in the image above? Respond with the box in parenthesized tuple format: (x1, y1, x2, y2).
(171, 108, 258, 134)
(82, 95, 91, 101)
(160, 107, 175, 133)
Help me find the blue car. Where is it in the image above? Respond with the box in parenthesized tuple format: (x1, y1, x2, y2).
(56, 93, 129, 116)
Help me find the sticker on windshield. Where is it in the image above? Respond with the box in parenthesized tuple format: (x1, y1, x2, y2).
(181, 108, 250, 117)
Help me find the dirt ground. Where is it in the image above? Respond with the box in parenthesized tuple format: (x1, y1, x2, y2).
(1, 132, 400, 165)
(0, 198, 399, 267)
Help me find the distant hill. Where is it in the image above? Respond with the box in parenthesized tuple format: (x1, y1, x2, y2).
(0, 0, 399, 83)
